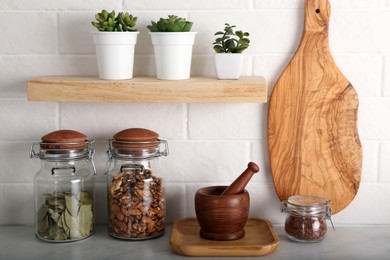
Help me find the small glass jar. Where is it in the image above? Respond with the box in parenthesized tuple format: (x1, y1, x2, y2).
(30, 130, 96, 242)
(105, 128, 168, 240)
(281, 195, 333, 242)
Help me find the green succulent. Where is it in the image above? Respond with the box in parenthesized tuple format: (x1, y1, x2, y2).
(147, 15, 193, 32)
(92, 10, 137, 32)
(117, 12, 137, 31)
(213, 23, 250, 53)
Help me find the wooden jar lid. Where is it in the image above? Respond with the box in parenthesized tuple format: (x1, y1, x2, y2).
(112, 128, 160, 148)
(41, 130, 87, 149)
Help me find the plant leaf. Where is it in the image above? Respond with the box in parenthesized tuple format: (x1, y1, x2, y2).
(65, 195, 79, 217)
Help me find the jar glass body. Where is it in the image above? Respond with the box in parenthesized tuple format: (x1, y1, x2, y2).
(106, 150, 166, 240)
(32, 145, 96, 243)
(282, 195, 331, 243)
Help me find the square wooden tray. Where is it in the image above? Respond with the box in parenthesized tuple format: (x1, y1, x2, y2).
(170, 217, 279, 257)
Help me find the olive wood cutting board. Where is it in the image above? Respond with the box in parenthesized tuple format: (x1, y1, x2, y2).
(268, 0, 362, 214)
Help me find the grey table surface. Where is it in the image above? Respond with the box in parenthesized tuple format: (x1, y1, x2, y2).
(1, 224, 390, 260)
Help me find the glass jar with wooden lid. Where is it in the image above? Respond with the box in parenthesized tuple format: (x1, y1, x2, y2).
(30, 130, 96, 242)
(105, 128, 169, 240)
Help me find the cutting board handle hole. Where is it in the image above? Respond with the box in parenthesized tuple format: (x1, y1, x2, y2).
(315, 9, 320, 13)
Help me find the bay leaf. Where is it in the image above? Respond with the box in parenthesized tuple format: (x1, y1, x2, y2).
(65, 194, 79, 217)
(48, 208, 60, 223)
(78, 191, 93, 205)
(78, 204, 93, 222)
(39, 191, 94, 240)
(80, 223, 92, 237)
(48, 226, 67, 240)
(60, 211, 70, 237)
(65, 208, 78, 231)
(78, 204, 93, 236)
(47, 195, 64, 208)
(54, 228, 67, 240)
(56, 200, 66, 211)
(37, 215, 49, 234)
(37, 204, 48, 221)
(57, 212, 64, 228)
(69, 227, 82, 239)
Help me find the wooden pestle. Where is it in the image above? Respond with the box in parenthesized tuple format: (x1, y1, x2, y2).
(220, 162, 260, 196)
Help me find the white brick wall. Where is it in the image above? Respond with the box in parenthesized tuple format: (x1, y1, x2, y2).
(0, 13, 57, 54)
(0, 0, 389, 226)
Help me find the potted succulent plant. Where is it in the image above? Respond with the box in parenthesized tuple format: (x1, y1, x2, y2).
(91, 10, 138, 80)
(147, 15, 197, 80)
(212, 23, 250, 80)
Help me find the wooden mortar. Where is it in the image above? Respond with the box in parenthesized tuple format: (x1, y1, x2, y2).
(194, 162, 259, 241)
(195, 186, 249, 241)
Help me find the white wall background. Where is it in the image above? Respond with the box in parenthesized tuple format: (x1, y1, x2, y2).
(0, 0, 389, 226)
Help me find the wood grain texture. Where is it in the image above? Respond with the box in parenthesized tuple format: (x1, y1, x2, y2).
(195, 186, 249, 241)
(268, 0, 362, 214)
(27, 76, 267, 103)
(170, 218, 279, 257)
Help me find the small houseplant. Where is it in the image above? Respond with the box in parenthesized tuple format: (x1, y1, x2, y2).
(147, 15, 197, 80)
(212, 23, 250, 79)
(91, 10, 139, 80)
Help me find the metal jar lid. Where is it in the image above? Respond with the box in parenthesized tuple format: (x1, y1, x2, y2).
(108, 128, 168, 159)
(30, 130, 95, 161)
(281, 195, 331, 215)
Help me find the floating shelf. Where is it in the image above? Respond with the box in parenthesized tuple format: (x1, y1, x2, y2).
(27, 76, 267, 103)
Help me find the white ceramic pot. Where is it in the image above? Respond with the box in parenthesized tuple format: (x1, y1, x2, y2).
(91, 31, 139, 80)
(214, 53, 243, 80)
(149, 32, 197, 80)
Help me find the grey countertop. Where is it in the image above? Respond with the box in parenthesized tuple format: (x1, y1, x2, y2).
(1, 224, 390, 260)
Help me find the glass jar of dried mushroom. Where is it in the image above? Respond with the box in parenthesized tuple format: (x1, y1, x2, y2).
(30, 130, 96, 242)
(281, 195, 334, 243)
(105, 128, 169, 240)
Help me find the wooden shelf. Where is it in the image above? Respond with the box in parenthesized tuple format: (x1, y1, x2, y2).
(27, 76, 267, 103)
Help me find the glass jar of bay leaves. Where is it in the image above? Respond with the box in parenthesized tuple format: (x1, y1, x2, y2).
(30, 130, 96, 242)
